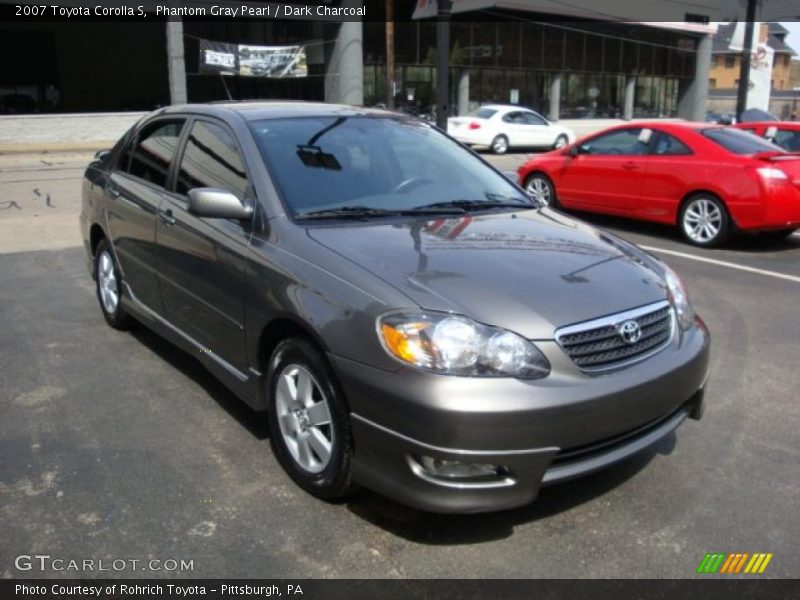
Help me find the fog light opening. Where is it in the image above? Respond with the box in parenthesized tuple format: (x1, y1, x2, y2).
(416, 455, 508, 481)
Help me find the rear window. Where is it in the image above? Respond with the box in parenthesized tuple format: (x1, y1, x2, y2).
(467, 108, 498, 119)
(702, 128, 782, 155)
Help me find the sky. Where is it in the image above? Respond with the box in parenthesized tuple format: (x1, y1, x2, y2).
(781, 21, 800, 57)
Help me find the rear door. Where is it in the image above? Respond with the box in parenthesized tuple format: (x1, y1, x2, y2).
(519, 110, 552, 146)
(555, 127, 650, 214)
(155, 117, 254, 373)
(499, 111, 529, 146)
(106, 118, 186, 313)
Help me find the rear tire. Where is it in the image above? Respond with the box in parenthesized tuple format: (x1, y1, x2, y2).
(94, 239, 134, 330)
(490, 134, 509, 155)
(266, 337, 356, 501)
(679, 194, 730, 247)
(552, 135, 568, 150)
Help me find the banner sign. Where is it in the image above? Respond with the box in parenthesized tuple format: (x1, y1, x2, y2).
(199, 38, 307, 78)
(199, 39, 238, 75)
(238, 44, 307, 78)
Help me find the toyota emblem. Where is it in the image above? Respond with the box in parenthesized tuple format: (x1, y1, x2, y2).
(618, 320, 642, 344)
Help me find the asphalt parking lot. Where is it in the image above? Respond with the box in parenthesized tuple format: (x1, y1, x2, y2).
(1, 150, 799, 579)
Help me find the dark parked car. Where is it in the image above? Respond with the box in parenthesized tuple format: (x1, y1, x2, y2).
(80, 102, 710, 513)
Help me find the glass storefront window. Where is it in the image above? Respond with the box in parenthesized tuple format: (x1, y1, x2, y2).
(362, 19, 695, 119)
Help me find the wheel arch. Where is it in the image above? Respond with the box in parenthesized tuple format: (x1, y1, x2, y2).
(676, 189, 737, 229)
(89, 223, 107, 256)
(257, 316, 330, 375)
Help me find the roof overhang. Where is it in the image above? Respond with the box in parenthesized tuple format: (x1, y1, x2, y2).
(412, 0, 718, 34)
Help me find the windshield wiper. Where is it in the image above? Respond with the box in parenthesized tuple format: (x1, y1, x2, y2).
(297, 205, 464, 220)
(413, 198, 533, 212)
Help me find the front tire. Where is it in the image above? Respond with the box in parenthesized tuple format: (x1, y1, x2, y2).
(524, 173, 557, 208)
(94, 239, 134, 330)
(679, 194, 730, 247)
(266, 337, 355, 501)
(490, 134, 509, 155)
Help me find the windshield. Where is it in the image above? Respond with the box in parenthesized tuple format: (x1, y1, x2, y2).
(702, 128, 783, 155)
(248, 116, 529, 218)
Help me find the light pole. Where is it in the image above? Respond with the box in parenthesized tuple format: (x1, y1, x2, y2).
(735, 0, 758, 121)
(385, 0, 395, 109)
(435, 0, 452, 129)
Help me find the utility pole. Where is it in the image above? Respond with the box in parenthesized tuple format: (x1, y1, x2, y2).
(735, 0, 758, 121)
(435, 0, 452, 129)
(385, 0, 395, 108)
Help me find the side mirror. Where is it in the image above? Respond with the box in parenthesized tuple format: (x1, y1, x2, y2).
(94, 149, 110, 161)
(187, 188, 253, 220)
(569, 144, 589, 157)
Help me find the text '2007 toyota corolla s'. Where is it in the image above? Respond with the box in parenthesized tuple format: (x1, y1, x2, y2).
(80, 102, 710, 513)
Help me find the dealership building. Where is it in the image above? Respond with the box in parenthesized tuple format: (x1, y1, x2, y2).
(0, 0, 718, 121)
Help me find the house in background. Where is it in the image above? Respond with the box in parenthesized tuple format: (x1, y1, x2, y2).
(708, 21, 799, 118)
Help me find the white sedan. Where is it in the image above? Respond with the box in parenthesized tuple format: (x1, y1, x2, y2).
(447, 105, 576, 154)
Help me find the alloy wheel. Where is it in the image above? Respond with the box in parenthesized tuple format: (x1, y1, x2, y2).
(274, 364, 334, 474)
(97, 250, 119, 314)
(491, 135, 508, 154)
(525, 176, 552, 206)
(682, 198, 723, 244)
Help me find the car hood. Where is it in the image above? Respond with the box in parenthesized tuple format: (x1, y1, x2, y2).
(306, 210, 668, 339)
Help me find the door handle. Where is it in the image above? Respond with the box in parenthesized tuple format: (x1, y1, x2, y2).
(107, 186, 120, 198)
(158, 208, 176, 227)
(622, 162, 639, 170)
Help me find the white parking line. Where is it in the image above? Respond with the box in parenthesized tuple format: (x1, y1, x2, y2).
(640, 245, 800, 284)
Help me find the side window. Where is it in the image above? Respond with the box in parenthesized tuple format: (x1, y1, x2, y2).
(176, 120, 249, 199)
(521, 112, 547, 126)
(502, 111, 523, 124)
(652, 132, 692, 156)
(125, 120, 185, 188)
(774, 129, 800, 152)
(584, 128, 648, 155)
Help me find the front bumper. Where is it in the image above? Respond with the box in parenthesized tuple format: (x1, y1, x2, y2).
(332, 321, 710, 513)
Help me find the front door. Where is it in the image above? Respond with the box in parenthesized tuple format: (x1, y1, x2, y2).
(155, 118, 253, 373)
(556, 127, 650, 214)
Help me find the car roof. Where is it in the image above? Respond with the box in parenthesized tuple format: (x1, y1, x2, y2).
(157, 100, 399, 121)
(480, 104, 536, 113)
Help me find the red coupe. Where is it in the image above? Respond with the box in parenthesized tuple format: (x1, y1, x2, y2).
(735, 121, 800, 152)
(517, 122, 800, 246)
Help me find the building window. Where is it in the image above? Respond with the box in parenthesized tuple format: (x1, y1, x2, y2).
(709, 78, 716, 88)
(711, 55, 718, 67)
(725, 56, 735, 69)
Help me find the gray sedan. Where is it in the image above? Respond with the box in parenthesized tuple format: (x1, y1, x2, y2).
(80, 102, 709, 513)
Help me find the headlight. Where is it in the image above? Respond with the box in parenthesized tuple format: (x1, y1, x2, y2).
(664, 265, 695, 330)
(378, 311, 550, 379)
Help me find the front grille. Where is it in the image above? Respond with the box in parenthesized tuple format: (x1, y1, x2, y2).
(556, 301, 673, 371)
